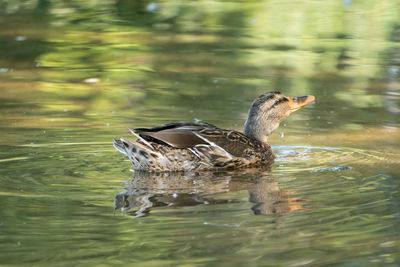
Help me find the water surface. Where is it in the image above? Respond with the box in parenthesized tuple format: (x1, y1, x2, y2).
(1, 1, 400, 266)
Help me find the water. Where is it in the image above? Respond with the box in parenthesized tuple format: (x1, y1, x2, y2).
(1, 0, 400, 266)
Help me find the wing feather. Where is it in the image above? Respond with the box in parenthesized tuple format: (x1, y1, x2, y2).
(198, 129, 261, 158)
(133, 122, 216, 148)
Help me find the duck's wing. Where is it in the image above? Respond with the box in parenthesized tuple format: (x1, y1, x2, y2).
(133, 122, 218, 149)
(134, 122, 265, 158)
(197, 129, 266, 158)
(118, 122, 272, 170)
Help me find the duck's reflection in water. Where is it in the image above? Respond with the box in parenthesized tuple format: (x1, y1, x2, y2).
(115, 168, 308, 217)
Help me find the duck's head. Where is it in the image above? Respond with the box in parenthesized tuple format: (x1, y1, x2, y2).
(244, 91, 315, 143)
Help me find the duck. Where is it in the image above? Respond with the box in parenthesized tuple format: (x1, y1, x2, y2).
(114, 91, 315, 172)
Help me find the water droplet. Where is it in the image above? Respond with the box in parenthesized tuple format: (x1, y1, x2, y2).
(249, 18, 258, 24)
(343, 0, 352, 6)
(16, 36, 26, 41)
(389, 66, 399, 75)
(203, 221, 208, 225)
(147, 2, 159, 12)
(172, 193, 178, 198)
(84, 78, 100, 83)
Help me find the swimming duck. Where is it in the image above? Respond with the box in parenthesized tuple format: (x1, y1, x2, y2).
(114, 91, 315, 171)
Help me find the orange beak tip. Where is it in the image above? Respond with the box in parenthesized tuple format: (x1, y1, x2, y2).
(289, 95, 315, 112)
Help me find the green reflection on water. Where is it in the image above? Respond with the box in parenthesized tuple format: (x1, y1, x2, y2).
(0, 0, 399, 266)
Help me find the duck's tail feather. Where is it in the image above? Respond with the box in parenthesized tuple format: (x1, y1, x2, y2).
(113, 139, 128, 155)
(114, 138, 166, 170)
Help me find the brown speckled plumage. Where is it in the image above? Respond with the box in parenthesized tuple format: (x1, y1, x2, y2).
(114, 92, 315, 171)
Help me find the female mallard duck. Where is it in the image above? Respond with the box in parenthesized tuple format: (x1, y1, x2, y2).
(114, 91, 315, 171)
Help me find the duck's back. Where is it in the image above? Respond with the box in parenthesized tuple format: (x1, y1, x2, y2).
(114, 122, 274, 171)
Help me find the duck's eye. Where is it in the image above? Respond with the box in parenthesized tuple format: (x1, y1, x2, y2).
(271, 97, 289, 108)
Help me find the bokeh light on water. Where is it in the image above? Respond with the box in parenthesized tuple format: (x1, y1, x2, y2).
(0, 0, 399, 266)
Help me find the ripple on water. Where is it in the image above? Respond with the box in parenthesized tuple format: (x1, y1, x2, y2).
(273, 145, 400, 174)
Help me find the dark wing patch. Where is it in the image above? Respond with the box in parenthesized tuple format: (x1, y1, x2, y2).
(137, 129, 209, 148)
(134, 122, 217, 132)
(134, 122, 218, 149)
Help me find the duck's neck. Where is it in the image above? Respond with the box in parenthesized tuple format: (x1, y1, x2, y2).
(243, 114, 280, 144)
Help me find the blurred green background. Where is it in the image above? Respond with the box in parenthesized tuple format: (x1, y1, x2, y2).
(0, 0, 399, 266)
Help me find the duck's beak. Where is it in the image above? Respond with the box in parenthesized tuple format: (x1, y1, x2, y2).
(288, 95, 315, 114)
